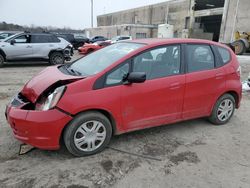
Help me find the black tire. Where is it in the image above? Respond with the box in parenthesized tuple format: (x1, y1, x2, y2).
(0, 54, 5, 68)
(231, 40, 246, 55)
(208, 94, 235, 125)
(49, 52, 65, 65)
(87, 49, 94, 54)
(63, 112, 112, 157)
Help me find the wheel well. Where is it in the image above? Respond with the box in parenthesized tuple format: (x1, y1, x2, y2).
(226, 91, 239, 108)
(0, 49, 6, 61)
(48, 50, 63, 57)
(59, 109, 117, 146)
(216, 91, 239, 109)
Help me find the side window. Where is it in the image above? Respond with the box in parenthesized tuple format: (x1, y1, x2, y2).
(48, 35, 60, 43)
(187, 45, 214, 73)
(31, 35, 50, 43)
(106, 63, 129, 85)
(217, 46, 231, 64)
(14, 35, 30, 43)
(121, 37, 129, 40)
(133, 45, 181, 80)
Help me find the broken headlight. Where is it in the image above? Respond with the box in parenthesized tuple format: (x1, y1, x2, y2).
(35, 86, 66, 111)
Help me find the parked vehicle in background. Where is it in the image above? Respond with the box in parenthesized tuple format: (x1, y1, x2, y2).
(5, 39, 242, 157)
(58, 37, 74, 56)
(110, 35, 132, 43)
(0, 31, 17, 41)
(231, 31, 250, 55)
(56, 33, 89, 50)
(78, 41, 111, 55)
(89, 36, 108, 43)
(0, 32, 72, 67)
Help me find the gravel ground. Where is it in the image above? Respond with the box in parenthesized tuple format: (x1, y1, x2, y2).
(0, 53, 250, 188)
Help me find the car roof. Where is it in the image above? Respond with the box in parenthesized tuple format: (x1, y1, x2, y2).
(126, 38, 224, 47)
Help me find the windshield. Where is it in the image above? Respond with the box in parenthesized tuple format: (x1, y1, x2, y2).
(70, 42, 145, 76)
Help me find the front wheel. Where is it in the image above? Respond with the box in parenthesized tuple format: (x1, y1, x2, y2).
(63, 112, 112, 157)
(0, 54, 5, 68)
(49, 52, 65, 65)
(208, 94, 235, 125)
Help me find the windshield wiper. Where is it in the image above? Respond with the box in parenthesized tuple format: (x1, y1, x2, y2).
(65, 65, 82, 76)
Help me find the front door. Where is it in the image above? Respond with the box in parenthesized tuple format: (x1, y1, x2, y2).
(120, 44, 185, 131)
(4, 34, 33, 60)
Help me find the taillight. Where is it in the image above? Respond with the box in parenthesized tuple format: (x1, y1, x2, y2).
(236, 66, 241, 77)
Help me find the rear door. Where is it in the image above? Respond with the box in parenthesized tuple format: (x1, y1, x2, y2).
(182, 44, 226, 119)
(31, 34, 60, 58)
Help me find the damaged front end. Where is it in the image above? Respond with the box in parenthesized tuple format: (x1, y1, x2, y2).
(5, 77, 83, 150)
(64, 45, 73, 61)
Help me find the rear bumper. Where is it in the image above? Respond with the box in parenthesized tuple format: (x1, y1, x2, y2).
(5, 105, 72, 150)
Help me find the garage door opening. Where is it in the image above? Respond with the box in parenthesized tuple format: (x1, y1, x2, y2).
(195, 15, 223, 41)
(192, 0, 225, 42)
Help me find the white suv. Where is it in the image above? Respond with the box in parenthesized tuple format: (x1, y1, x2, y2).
(0, 32, 72, 67)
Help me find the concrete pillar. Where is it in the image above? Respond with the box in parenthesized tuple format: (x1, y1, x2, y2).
(219, 0, 230, 42)
(231, 0, 240, 42)
(189, 0, 195, 37)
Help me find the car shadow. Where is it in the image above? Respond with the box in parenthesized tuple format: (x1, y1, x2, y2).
(22, 118, 212, 160)
(3, 61, 49, 68)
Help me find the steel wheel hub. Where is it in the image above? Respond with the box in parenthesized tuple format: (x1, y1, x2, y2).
(217, 99, 233, 122)
(74, 120, 106, 152)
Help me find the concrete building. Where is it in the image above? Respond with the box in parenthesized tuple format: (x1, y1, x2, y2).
(85, 0, 250, 43)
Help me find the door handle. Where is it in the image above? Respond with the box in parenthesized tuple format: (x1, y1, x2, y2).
(26, 45, 32, 48)
(170, 83, 181, 90)
(215, 73, 224, 80)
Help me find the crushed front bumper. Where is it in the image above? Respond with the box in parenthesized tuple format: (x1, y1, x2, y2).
(5, 94, 72, 150)
(64, 46, 73, 61)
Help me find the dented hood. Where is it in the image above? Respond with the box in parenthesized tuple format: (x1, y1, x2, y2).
(21, 66, 83, 103)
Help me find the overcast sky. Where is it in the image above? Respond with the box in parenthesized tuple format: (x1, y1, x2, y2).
(0, 0, 169, 30)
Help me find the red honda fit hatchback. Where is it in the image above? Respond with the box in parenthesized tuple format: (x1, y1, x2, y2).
(6, 39, 242, 156)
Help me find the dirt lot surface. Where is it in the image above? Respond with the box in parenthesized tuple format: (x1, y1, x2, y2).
(0, 53, 250, 188)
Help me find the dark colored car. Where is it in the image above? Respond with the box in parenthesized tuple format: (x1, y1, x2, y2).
(56, 34, 89, 49)
(6, 39, 242, 157)
(89, 36, 108, 43)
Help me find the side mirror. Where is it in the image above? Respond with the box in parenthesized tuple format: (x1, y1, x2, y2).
(10, 39, 15, 45)
(126, 72, 146, 84)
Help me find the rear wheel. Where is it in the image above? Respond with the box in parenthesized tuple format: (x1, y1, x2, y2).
(232, 40, 246, 55)
(208, 94, 235, 125)
(49, 52, 65, 65)
(0, 54, 4, 68)
(63, 112, 112, 157)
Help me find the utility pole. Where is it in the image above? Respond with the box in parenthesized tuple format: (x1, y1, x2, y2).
(91, 0, 94, 28)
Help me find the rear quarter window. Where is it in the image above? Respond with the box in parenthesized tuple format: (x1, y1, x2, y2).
(217, 46, 231, 64)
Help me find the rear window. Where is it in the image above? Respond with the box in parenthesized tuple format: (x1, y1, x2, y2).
(217, 46, 231, 64)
